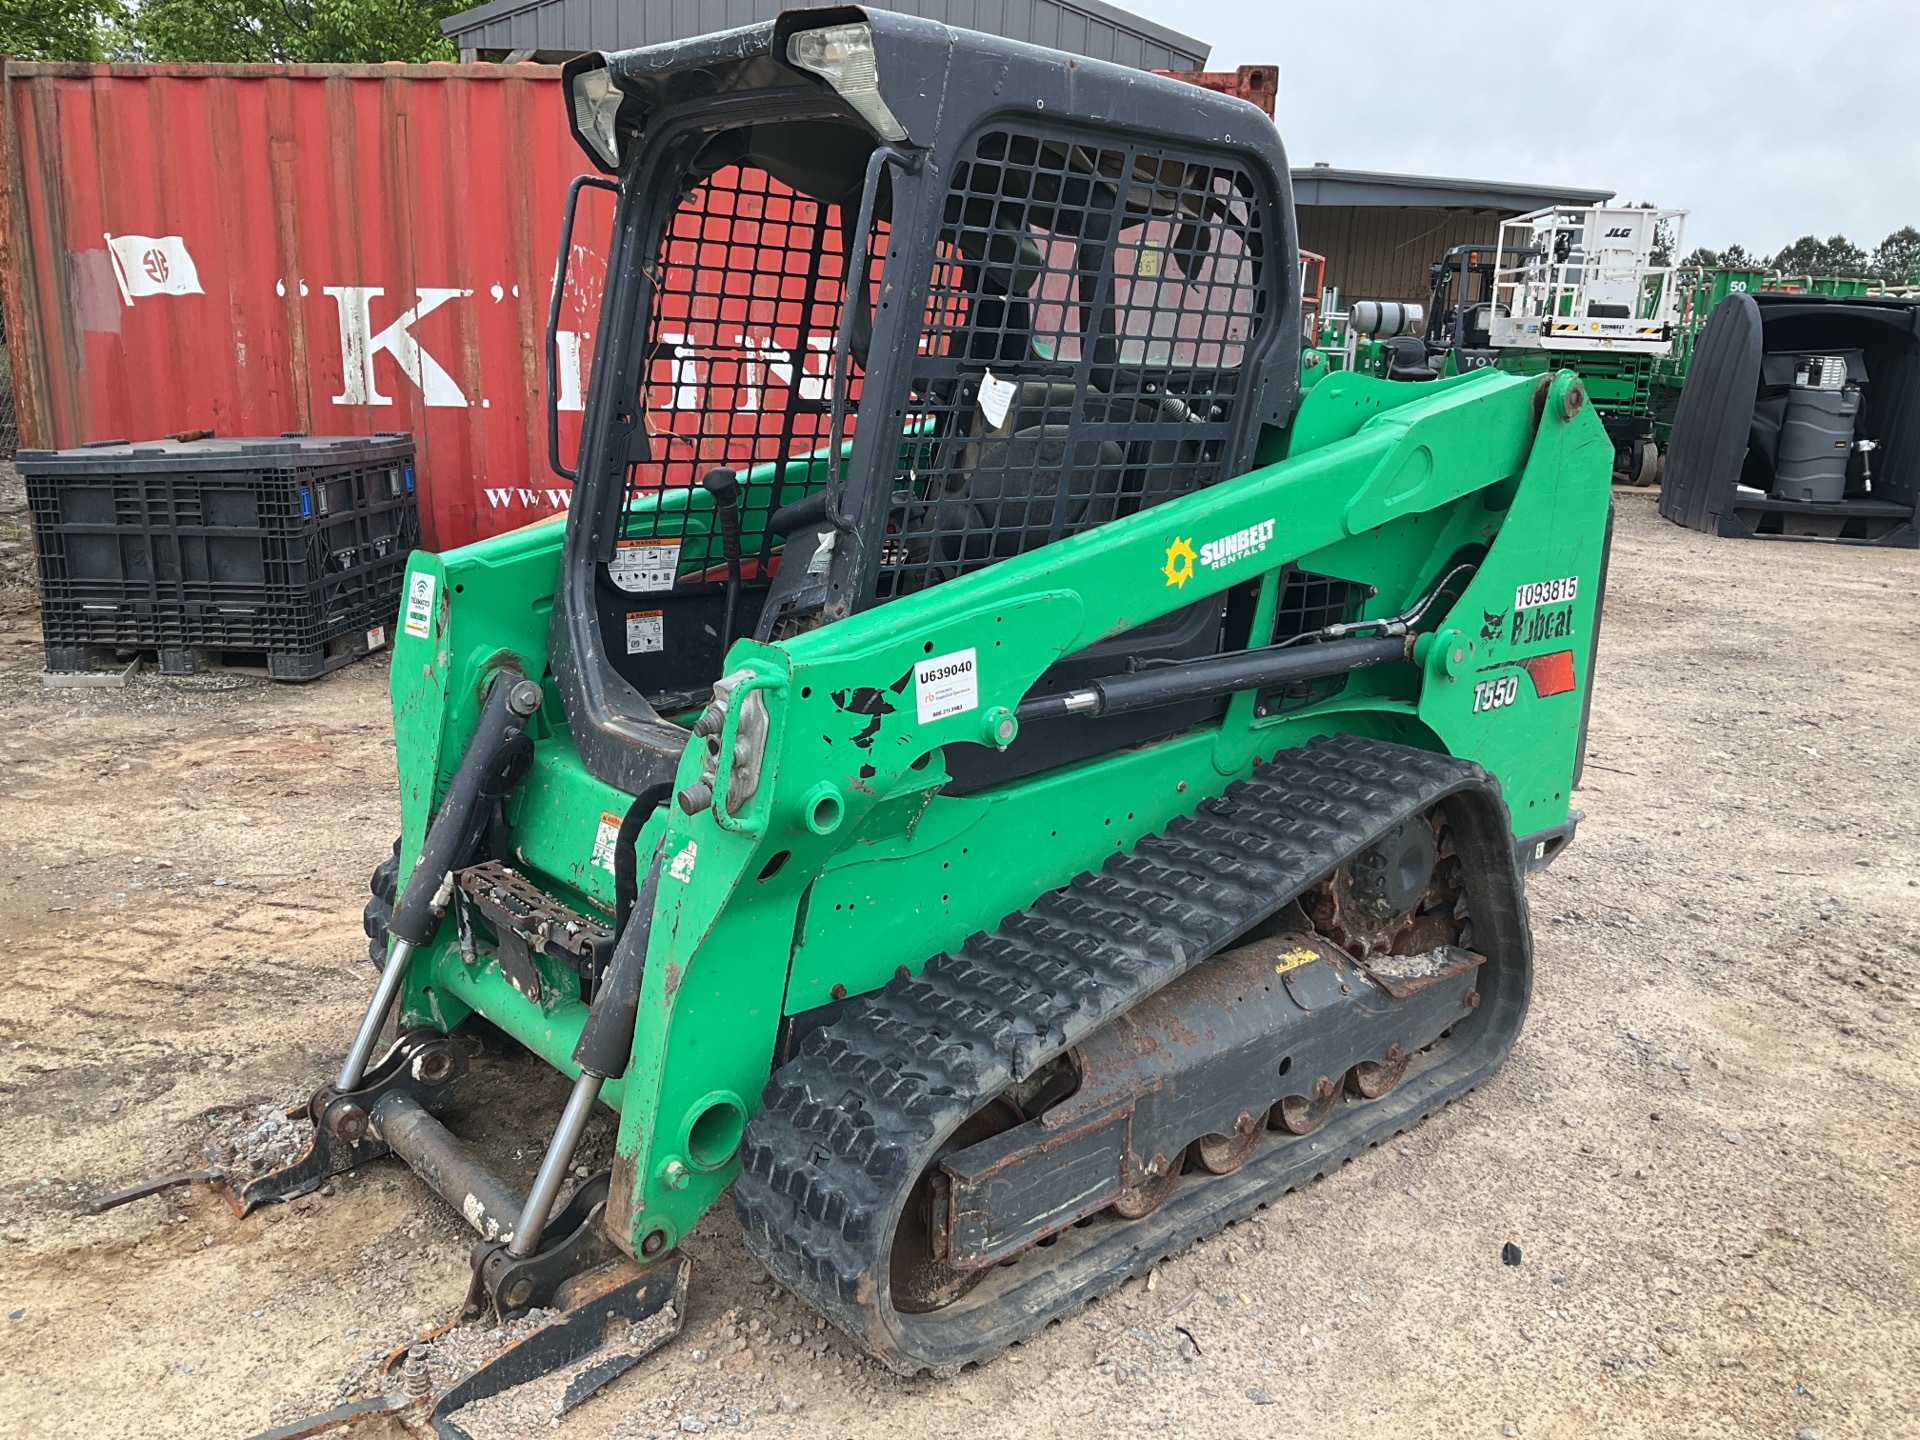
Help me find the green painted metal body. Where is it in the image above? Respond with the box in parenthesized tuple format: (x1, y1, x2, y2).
(384, 363, 1610, 1261)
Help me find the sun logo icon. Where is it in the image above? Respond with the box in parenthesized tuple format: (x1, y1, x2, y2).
(1162, 536, 1197, 588)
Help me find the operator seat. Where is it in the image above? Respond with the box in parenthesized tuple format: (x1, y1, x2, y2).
(911, 378, 1129, 581)
(1383, 335, 1439, 381)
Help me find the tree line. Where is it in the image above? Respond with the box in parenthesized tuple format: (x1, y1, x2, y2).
(1683, 229, 1920, 284)
(1, 0, 464, 65)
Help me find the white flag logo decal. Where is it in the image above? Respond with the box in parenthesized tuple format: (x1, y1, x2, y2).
(105, 233, 204, 305)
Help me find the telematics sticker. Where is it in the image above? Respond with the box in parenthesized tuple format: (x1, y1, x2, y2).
(625, 610, 664, 655)
(402, 572, 436, 639)
(590, 810, 622, 873)
(1514, 575, 1577, 609)
(608, 537, 681, 594)
(915, 647, 979, 724)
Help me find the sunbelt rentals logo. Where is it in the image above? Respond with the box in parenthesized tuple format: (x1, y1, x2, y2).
(1162, 518, 1277, 588)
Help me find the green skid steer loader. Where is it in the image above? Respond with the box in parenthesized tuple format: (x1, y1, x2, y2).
(213, 8, 1612, 1429)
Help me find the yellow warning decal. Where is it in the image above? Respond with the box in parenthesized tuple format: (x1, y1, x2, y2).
(1273, 946, 1320, 975)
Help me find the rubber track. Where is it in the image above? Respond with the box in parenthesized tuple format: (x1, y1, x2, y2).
(734, 734, 1525, 1372)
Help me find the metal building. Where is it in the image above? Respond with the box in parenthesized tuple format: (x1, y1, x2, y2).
(442, 0, 1210, 71)
(440, 0, 1609, 307)
(1293, 167, 1616, 309)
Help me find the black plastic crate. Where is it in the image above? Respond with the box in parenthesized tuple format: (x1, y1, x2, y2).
(19, 432, 419, 681)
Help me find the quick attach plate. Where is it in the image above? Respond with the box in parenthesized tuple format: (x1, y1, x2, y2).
(431, 1255, 692, 1440)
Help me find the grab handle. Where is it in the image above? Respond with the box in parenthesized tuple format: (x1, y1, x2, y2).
(547, 173, 620, 481)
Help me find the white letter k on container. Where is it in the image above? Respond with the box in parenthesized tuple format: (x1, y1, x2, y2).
(325, 286, 473, 407)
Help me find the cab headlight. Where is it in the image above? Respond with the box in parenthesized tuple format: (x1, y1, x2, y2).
(571, 66, 623, 170)
(787, 23, 907, 143)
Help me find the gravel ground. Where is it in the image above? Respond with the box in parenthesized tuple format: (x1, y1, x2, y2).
(0, 486, 1915, 1440)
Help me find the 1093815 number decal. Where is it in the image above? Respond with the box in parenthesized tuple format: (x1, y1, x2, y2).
(1473, 674, 1519, 714)
(1514, 576, 1577, 610)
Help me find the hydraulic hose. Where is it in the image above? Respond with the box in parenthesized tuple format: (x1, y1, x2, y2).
(574, 839, 663, 1082)
(1014, 562, 1473, 727)
(386, 670, 543, 948)
(613, 782, 673, 938)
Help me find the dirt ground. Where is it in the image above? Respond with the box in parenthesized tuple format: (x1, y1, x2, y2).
(0, 471, 1915, 1440)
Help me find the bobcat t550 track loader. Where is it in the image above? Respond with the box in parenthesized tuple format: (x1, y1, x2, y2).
(211, 8, 1612, 1426)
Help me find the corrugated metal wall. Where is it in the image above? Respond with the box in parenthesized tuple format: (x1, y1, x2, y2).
(1297, 206, 1507, 308)
(0, 60, 609, 549)
(446, 0, 1208, 71)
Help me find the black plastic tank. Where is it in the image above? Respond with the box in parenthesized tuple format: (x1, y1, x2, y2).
(1660, 293, 1920, 546)
(1771, 361, 1859, 504)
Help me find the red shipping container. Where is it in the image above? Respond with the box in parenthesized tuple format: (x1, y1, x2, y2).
(0, 61, 1284, 551)
(0, 60, 624, 548)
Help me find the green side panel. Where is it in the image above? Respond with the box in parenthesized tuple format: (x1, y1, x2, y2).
(1413, 384, 1612, 827)
(388, 517, 565, 1035)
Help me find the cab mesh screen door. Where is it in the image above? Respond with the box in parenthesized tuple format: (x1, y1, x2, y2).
(878, 129, 1274, 598)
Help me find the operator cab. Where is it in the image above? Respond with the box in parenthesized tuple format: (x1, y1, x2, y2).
(548, 10, 1304, 793)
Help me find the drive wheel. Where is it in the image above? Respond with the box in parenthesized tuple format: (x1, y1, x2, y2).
(1112, 1147, 1185, 1220)
(363, 837, 400, 969)
(1626, 437, 1658, 487)
(1271, 1076, 1339, 1135)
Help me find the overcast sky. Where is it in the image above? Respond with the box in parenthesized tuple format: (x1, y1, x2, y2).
(1120, 0, 1920, 258)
